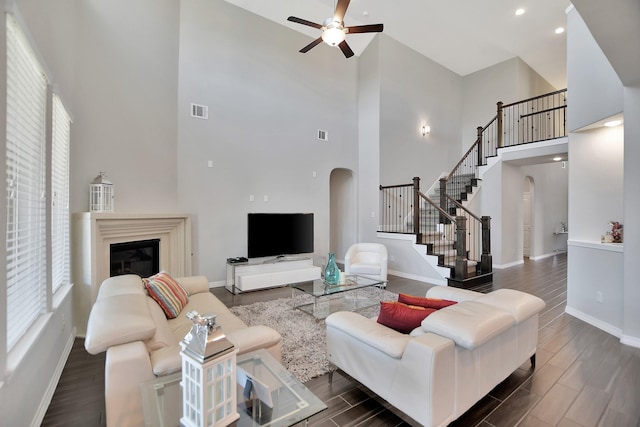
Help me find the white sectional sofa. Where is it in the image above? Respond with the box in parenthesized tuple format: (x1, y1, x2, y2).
(325, 286, 545, 427)
(84, 274, 282, 427)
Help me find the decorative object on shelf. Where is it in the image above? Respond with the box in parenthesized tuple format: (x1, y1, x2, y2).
(89, 172, 114, 212)
(560, 222, 567, 232)
(323, 252, 340, 286)
(610, 221, 623, 243)
(180, 310, 239, 427)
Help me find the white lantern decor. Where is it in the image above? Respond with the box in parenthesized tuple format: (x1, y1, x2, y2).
(180, 311, 239, 427)
(89, 172, 114, 212)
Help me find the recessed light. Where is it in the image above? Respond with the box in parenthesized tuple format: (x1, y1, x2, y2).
(553, 157, 562, 161)
(555, 27, 565, 34)
(515, 8, 525, 16)
(604, 120, 623, 127)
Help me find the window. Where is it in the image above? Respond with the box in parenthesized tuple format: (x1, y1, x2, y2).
(5, 14, 48, 350)
(51, 94, 71, 293)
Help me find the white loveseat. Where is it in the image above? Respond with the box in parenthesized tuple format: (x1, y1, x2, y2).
(326, 286, 545, 427)
(84, 274, 282, 427)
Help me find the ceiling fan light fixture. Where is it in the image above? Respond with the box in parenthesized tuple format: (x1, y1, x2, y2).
(322, 22, 346, 46)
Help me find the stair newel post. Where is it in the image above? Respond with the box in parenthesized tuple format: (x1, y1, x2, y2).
(476, 126, 484, 167)
(439, 178, 448, 224)
(412, 177, 422, 244)
(454, 216, 468, 280)
(481, 216, 493, 274)
(497, 101, 504, 148)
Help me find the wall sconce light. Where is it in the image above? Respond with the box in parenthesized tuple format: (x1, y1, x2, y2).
(421, 125, 431, 136)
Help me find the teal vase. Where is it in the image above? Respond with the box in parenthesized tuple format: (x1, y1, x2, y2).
(324, 253, 339, 285)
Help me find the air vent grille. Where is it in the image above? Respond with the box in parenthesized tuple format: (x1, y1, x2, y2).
(191, 103, 208, 119)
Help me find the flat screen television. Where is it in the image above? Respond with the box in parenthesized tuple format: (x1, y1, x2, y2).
(247, 213, 314, 259)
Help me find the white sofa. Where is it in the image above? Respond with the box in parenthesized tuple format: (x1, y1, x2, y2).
(84, 274, 282, 427)
(326, 286, 545, 427)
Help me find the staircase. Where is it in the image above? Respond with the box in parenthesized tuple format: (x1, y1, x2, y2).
(379, 89, 567, 287)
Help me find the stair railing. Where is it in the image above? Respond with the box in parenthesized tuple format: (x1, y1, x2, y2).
(443, 194, 492, 275)
(379, 177, 469, 276)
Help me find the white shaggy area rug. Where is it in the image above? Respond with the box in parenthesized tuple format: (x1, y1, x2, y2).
(230, 288, 397, 383)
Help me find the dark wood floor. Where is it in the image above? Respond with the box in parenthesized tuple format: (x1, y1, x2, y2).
(42, 253, 640, 427)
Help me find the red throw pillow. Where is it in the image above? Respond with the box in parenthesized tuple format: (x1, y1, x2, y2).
(398, 293, 458, 310)
(377, 301, 437, 334)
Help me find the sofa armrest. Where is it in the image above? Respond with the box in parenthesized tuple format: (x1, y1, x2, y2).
(326, 311, 410, 358)
(105, 341, 156, 427)
(85, 294, 156, 354)
(176, 275, 209, 295)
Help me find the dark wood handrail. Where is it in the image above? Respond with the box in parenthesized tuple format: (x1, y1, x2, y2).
(502, 88, 567, 109)
(520, 104, 566, 118)
(379, 183, 413, 190)
(445, 138, 481, 181)
(419, 191, 455, 223)
(444, 194, 481, 222)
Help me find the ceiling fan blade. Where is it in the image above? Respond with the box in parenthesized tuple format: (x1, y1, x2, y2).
(338, 40, 354, 58)
(287, 16, 322, 29)
(345, 24, 384, 34)
(334, 0, 351, 22)
(299, 37, 323, 53)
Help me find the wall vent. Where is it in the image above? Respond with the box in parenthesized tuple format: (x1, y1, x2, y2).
(191, 103, 208, 119)
(317, 129, 328, 141)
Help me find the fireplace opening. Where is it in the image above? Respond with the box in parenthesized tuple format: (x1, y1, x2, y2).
(110, 238, 160, 278)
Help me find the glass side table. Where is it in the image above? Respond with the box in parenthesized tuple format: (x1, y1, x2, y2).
(140, 348, 327, 427)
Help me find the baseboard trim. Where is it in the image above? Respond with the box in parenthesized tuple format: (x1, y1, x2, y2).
(493, 259, 524, 269)
(530, 251, 565, 261)
(564, 306, 623, 339)
(620, 335, 640, 349)
(32, 327, 77, 427)
(209, 280, 226, 288)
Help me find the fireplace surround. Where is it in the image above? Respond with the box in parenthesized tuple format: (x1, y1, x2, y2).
(72, 212, 192, 336)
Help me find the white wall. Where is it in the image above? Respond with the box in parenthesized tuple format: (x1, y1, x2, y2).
(357, 37, 381, 244)
(462, 58, 555, 151)
(566, 8, 623, 131)
(622, 85, 640, 345)
(176, 0, 359, 279)
(378, 35, 462, 188)
(17, 0, 182, 214)
(565, 6, 639, 346)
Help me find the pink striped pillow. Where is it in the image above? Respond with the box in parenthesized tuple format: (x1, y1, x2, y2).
(143, 271, 189, 319)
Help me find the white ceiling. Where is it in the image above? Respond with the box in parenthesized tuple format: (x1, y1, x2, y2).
(224, 0, 571, 89)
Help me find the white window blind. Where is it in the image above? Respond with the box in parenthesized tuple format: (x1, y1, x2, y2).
(51, 94, 71, 293)
(6, 15, 48, 350)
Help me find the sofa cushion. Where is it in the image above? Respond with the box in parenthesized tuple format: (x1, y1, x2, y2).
(150, 344, 182, 376)
(143, 271, 189, 319)
(420, 301, 514, 349)
(398, 293, 458, 309)
(378, 301, 437, 334)
(475, 289, 546, 323)
(145, 296, 177, 351)
(85, 294, 156, 354)
(168, 293, 248, 342)
(426, 286, 483, 302)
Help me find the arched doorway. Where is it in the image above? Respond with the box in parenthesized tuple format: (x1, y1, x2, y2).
(329, 168, 356, 260)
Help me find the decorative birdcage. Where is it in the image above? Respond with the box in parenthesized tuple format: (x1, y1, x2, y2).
(89, 172, 114, 212)
(180, 311, 239, 427)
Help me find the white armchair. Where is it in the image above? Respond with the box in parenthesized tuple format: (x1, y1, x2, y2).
(344, 243, 388, 282)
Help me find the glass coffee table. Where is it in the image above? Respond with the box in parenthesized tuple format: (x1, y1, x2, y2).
(140, 348, 327, 427)
(289, 275, 388, 320)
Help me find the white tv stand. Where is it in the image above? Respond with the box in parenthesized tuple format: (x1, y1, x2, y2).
(225, 257, 321, 294)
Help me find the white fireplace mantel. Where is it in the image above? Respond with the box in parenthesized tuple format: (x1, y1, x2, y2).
(72, 212, 192, 336)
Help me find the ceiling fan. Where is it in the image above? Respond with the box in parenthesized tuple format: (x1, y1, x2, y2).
(287, 0, 383, 58)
